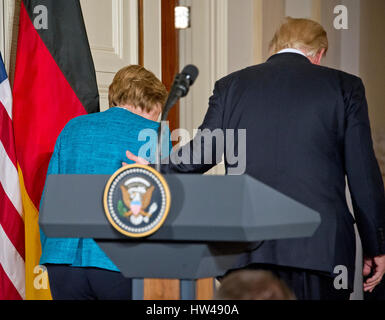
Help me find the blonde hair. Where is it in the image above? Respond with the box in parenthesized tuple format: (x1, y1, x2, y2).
(269, 17, 328, 57)
(215, 270, 296, 300)
(108, 65, 168, 112)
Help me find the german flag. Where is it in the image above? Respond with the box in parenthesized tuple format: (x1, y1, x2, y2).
(12, 0, 99, 299)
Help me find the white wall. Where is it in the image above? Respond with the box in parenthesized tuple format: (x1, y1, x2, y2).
(142, 0, 162, 80)
(285, 0, 313, 18)
(227, 0, 255, 74)
(360, 0, 385, 132)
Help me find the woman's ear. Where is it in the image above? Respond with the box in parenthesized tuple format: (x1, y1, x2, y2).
(149, 103, 162, 122)
(155, 103, 163, 118)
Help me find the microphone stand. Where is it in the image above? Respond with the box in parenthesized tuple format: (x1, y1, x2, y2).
(155, 68, 198, 173)
(155, 108, 170, 173)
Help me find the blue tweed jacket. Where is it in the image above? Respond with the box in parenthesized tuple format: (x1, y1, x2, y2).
(39, 107, 170, 271)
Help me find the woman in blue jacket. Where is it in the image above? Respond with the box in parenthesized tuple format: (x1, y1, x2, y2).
(40, 65, 170, 300)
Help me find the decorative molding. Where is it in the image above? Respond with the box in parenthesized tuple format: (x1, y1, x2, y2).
(210, 0, 228, 83)
(80, 0, 139, 108)
(0, 0, 4, 62)
(179, 0, 228, 134)
(127, 0, 138, 65)
(208, 0, 228, 175)
(112, 0, 123, 58)
(81, 0, 138, 73)
(90, 45, 115, 53)
(85, 0, 124, 57)
(4, 0, 19, 84)
(1, 0, 16, 72)
(95, 71, 114, 110)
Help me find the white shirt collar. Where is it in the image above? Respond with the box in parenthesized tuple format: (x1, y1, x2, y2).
(277, 48, 307, 57)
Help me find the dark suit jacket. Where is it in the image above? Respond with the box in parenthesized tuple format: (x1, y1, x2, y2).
(161, 53, 385, 289)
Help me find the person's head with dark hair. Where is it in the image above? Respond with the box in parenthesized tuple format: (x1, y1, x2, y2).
(215, 270, 296, 300)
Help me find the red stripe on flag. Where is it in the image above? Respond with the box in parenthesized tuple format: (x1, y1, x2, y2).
(0, 263, 22, 300)
(13, 2, 87, 209)
(0, 183, 25, 259)
(0, 101, 17, 167)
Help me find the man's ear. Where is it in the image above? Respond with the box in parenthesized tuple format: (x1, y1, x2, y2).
(313, 48, 326, 65)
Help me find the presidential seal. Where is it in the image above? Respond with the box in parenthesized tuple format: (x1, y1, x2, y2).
(103, 165, 171, 238)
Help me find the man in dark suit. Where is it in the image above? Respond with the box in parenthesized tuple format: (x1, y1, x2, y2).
(126, 17, 385, 300)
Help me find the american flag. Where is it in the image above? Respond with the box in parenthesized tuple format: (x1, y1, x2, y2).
(0, 53, 25, 300)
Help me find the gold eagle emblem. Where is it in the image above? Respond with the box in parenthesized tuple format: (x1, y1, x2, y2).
(120, 185, 155, 218)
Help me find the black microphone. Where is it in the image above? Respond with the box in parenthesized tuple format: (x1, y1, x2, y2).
(161, 64, 199, 122)
(156, 65, 199, 172)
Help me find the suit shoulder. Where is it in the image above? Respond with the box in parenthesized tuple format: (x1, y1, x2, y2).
(215, 69, 240, 88)
(215, 64, 265, 89)
(313, 64, 363, 86)
(312, 66, 366, 112)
